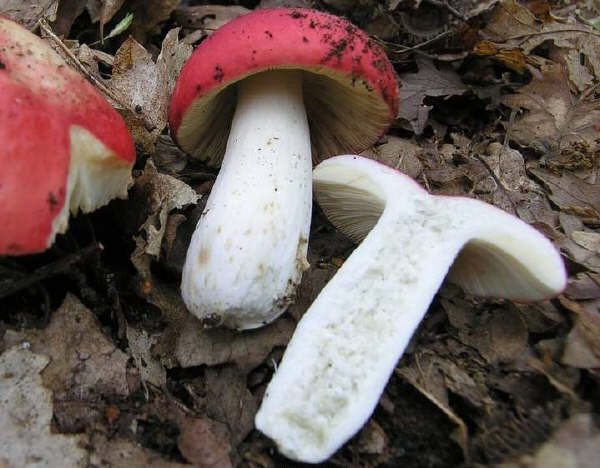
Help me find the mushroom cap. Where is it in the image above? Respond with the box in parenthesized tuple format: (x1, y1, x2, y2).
(0, 16, 135, 255)
(169, 8, 399, 166)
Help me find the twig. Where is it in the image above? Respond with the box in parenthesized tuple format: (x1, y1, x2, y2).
(426, 0, 468, 22)
(508, 28, 600, 41)
(0, 243, 103, 300)
(384, 30, 452, 53)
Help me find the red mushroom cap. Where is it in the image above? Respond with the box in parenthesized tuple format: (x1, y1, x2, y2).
(169, 8, 399, 165)
(0, 16, 136, 255)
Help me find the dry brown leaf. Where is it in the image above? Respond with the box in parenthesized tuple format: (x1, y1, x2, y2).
(503, 64, 600, 158)
(360, 136, 424, 178)
(0, 346, 88, 467)
(481, 142, 528, 191)
(90, 432, 192, 468)
(473, 41, 530, 74)
(478, 0, 600, 91)
(153, 134, 189, 175)
(520, 21, 600, 53)
(0, 0, 58, 29)
(126, 325, 166, 393)
(147, 280, 295, 372)
(557, 233, 600, 274)
(6, 294, 131, 400)
(560, 298, 600, 368)
(483, 0, 538, 43)
(398, 58, 469, 134)
(571, 231, 600, 253)
(528, 167, 600, 224)
(516, 301, 564, 334)
(449, 305, 529, 364)
(396, 359, 470, 461)
(356, 420, 387, 455)
(174, 4, 249, 43)
(87, 0, 126, 26)
(203, 366, 258, 446)
(130, 160, 199, 280)
(496, 414, 600, 468)
(53, 0, 87, 36)
(129, 0, 179, 41)
(565, 273, 600, 300)
(108, 28, 192, 151)
(173, 316, 295, 373)
(563, 325, 600, 369)
(178, 418, 233, 468)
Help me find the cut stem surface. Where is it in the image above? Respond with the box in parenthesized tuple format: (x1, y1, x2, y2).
(256, 155, 566, 462)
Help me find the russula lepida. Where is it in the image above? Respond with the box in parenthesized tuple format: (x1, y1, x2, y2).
(168, 8, 398, 329)
(0, 16, 135, 255)
(256, 155, 567, 463)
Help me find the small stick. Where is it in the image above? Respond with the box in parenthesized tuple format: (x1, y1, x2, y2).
(0, 243, 103, 300)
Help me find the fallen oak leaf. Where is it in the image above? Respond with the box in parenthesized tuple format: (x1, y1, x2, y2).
(109, 28, 193, 151)
(528, 167, 600, 225)
(398, 58, 469, 134)
(503, 64, 600, 159)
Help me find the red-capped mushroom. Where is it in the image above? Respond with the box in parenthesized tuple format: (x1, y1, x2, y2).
(169, 8, 398, 329)
(0, 16, 135, 255)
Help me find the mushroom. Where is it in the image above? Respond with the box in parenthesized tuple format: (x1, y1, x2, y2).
(0, 16, 135, 255)
(255, 155, 567, 463)
(168, 8, 398, 329)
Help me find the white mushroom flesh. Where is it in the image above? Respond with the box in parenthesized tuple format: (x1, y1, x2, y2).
(181, 70, 312, 329)
(255, 155, 566, 463)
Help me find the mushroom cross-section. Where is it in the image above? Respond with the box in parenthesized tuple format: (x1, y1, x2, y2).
(169, 8, 398, 330)
(0, 16, 135, 256)
(255, 155, 567, 463)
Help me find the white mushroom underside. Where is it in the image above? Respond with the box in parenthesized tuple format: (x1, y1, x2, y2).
(180, 70, 312, 329)
(49, 126, 132, 247)
(256, 155, 566, 463)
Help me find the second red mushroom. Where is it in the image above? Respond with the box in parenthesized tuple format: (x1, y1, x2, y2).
(169, 8, 398, 329)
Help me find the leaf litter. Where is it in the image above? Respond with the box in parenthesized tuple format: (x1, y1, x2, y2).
(1, 0, 600, 467)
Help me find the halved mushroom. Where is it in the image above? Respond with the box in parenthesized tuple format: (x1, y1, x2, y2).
(255, 155, 567, 463)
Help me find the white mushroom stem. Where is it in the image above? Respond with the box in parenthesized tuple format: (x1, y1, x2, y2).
(255, 155, 566, 463)
(181, 70, 312, 330)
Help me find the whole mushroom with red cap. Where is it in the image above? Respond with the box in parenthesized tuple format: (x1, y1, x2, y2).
(0, 16, 135, 255)
(169, 8, 398, 330)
